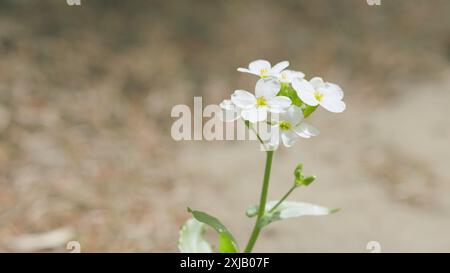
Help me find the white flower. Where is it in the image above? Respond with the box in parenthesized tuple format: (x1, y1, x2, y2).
(219, 99, 240, 122)
(278, 69, 305, 83)
(292, 77, 346, 113)
(231, 78, 291, 123)
(264, 105, 319, 148)
(237, 59, 289, 78)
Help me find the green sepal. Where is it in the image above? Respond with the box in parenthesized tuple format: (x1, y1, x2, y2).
(277, 83, 303, 107)
(302, 104, 319, 118)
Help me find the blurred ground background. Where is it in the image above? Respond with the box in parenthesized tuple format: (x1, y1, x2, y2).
(0, 0, 450, 252)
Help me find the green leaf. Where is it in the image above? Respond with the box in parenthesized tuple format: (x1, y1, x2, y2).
(188, 208, 239, 253)
(178, 218, 213, 253)
(246, 201, 338, 227)
(218, 233, 237, 253)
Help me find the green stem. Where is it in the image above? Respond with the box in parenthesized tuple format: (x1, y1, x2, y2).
(269, 184, 297, 213)
(244, 151, 274, 253)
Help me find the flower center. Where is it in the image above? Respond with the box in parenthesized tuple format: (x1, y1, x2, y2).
(256, 96, 267, 107)
(259, 68, 268, 77)
(314, 91, 323, 101)
(279, 120, 292, 131)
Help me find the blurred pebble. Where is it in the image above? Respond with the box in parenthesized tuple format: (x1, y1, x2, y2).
(6, 227, 74, 252)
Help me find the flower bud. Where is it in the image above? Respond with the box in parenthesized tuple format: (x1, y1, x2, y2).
(294, 164, 316, 186)
(294, 164, 303, 180)
(301, 175, 316, 186)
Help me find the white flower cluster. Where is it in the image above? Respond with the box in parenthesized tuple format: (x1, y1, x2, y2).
(220, 59, 346, 150)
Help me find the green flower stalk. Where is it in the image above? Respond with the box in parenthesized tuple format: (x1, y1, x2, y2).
(244, 150, 274, 253)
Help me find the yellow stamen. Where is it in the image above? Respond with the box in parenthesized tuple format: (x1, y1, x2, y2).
(279, 121, 291, 131)
(256, 96, 267, 106)
(260, 68, 268, 77)
(314, 91, 323, 101)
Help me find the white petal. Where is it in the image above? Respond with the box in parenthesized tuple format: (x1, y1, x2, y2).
(257, 123, 274, 142)
(292, 78, 315, 94)
(219, 100, 240, 122)
(299, 92, 319, 106)
(264, 126, 280, 151)
(267, 96, 292, 113)
(279, 70, 305, 83)
(280, 105, 304, 125)
(309, 77, 325, 89)
(320, 83, 344, 100)
(248, 60, 271, 74)
(241, 107, 268, 123)
(259, 126, 280, 151)
(320, 97, 346, 113)
(237, 67, 255, 75)
(255, 78, 281, 99)
(219, 99, 234, 110)
(281, 131, 299, 147)
(292, 78, 319, 106)
(231, 90, 256, 109)
(291, 70, 305, 79)
(270, 61, 289, 73)
(294, 122, 319, 138)
(264, 142, 279, 151)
